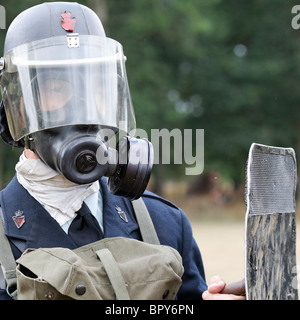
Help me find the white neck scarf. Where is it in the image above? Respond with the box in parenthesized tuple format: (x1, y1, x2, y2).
(15, 151, 99, 226)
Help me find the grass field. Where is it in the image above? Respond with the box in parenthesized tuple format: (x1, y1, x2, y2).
(192, 219, 245, 284)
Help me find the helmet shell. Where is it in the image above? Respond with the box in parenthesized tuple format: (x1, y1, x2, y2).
(4, 2, 106, 54)
(0, 2, 108, 147)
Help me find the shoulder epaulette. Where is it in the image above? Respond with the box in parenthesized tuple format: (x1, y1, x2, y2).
(142, 190, 180, 210)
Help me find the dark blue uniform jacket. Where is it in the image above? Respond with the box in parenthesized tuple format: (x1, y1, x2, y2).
(0, 175, 207, 299)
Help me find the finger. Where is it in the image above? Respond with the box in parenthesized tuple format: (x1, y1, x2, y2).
(207, 276, 226, 294)
(221, 278, 245, 296)
(202, 290, 246, 301)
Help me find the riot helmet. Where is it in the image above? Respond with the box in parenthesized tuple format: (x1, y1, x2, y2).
(0, 2, 153, 199)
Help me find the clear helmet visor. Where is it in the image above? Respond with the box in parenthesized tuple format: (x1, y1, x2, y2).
(0, 35, 136, 141)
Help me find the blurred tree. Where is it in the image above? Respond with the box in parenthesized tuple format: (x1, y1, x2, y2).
(178, 0, 300, 189)
(105, 0, 300, 196)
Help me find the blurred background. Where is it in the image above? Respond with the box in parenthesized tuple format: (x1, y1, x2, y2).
(0, 0, 299, 285)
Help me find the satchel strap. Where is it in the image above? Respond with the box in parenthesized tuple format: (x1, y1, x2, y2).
(95, 198, 160, 300)
(0, 208, 17, 298)
(95, 248, 130, 300)
(131, 198, 160, 245)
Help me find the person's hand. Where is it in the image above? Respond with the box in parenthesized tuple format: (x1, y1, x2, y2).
(202, 275, 246, 300)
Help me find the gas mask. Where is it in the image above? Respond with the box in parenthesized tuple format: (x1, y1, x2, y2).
(0, 3, 153, 199)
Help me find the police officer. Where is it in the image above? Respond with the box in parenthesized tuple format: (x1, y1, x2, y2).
(0, 2, 243, 300)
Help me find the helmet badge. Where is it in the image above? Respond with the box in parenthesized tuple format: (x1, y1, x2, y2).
(61, 11, 76, 32)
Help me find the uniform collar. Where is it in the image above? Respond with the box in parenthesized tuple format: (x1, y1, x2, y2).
(0, 176, 141, 250)
(100, 178, 142, 240)
(0, 175, 76, 249)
